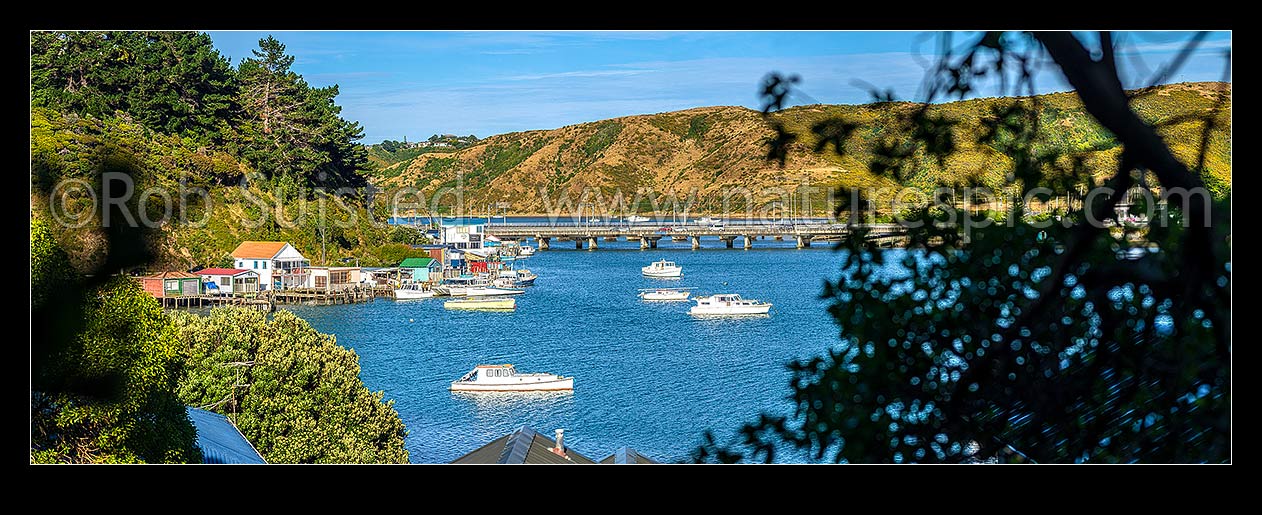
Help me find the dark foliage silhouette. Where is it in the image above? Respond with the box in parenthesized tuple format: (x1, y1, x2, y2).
(696, 32, 1230, 463)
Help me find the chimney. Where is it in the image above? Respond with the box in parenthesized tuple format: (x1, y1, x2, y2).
(552, 428, 567, 457)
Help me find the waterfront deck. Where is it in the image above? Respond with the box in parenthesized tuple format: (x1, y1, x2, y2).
(159, 285, 383, 310)
(485, 222, 907, 249)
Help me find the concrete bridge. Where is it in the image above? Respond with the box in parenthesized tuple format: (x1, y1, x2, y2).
(485, 222, 907, 250)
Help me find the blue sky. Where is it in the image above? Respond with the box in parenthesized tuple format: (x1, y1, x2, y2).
(206, 31, 1231, 143)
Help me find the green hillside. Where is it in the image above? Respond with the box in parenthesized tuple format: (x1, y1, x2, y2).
(373, 82, 1230, 214)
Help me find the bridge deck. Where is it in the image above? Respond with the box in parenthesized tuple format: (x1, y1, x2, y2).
(485, 223, 905, 239)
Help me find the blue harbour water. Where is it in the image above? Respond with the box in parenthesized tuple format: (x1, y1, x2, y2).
(283, 237, 851, 463)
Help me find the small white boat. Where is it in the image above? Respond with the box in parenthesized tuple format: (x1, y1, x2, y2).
(518, 245, 536, 257)
(450, 364, 573, 392)
(444, 297, 517, 311)
(638, 287, 693, 301)
(394, 282, 437, 299)
(642, 259, 683, 278)
(688, 293, 772, 316)
(696, 216, 714, 224)
(434, 276, 489, 296)
(627, 215, 651, 223)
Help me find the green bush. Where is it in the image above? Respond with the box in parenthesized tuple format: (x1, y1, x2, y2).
(172, 308, 409, 463)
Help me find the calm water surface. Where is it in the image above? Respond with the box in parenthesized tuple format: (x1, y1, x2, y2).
(283, 238, 857, 463)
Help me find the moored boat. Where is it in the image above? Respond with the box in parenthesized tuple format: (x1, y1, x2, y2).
(688, 293, 772, 316)
(450, 364, 573, 392)
(434, 275, 489, 296)
(638, 287, 692, 301)
(394, 282, 437, 299)
(444, 297, 517, 310)
(496, 268, 538, 287)
(627, 215, 650, 223)
(642, 259, 683, 278)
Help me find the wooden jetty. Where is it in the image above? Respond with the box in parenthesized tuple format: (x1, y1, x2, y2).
(159, 284, 381, 310)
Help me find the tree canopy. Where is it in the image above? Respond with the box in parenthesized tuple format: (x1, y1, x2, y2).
(31, 32, 367, 191)
(171, 308, 410, 464)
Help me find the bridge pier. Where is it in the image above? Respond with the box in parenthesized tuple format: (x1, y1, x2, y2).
(640, 238, 649, 250)
(691, 236, 701, 250)
(744, 235, 753, 250)
(796, 235, 812, 248)
(649, 237, 659, 248)
(537, 237, 550, 250)
(588, 237, 598, 250)
(721, 236, 735, 248)
(575, 240, 584, 250)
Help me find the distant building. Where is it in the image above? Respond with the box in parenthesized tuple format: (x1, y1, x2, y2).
(412, 244, 446, 263)
(186, 407, 266, 464)
(398, 257, 441, 283)
(138, 271, 202, 298)
(440, 219, 487, 251)
(451, 426, 596, 464)
(230, 241, 310, 290)
(195, 268, 260, 295)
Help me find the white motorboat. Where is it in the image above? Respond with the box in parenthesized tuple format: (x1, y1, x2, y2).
(450, 364, 572, 392)
(638, 287, 693, 301)
(444, 297, 517, 311)
(642, 259, 683, 278)
(518, 245, 536, 257)
(627, 215, 650, 223)
(434, 276, 489, 296)
(394, 282, 437, 299)
(495, 268, 537, 287)
(688, 293, 772, 316)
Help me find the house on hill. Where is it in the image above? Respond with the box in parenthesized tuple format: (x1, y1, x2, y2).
(230, 241, 310, 291)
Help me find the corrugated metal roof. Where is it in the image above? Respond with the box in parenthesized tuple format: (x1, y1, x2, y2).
(195, 268, 254, 276)
(231, 241, 289, 259)
(450, 426, 596, 464)
(140, 271, 200, 280)
(398, 257, 437, 268)
(186, 407, 266, 464)
(599, 446, 659, 464)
